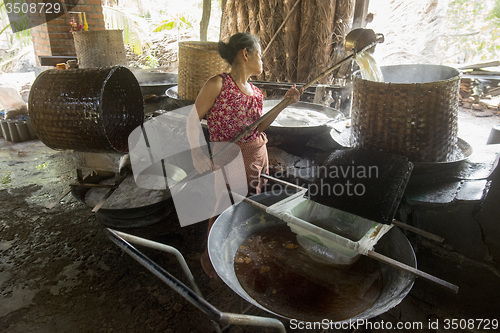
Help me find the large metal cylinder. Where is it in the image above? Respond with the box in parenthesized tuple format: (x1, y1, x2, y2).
(28, 66, 144, 153)
(351, 64, 460, 162)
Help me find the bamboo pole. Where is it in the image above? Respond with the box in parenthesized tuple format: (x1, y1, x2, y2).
(262, 0, 302, 57)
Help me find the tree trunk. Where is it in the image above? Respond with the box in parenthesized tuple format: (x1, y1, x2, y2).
(200, 0, 212, 41)
(297, 0, 337, 83)
(220, 0, 228, 38)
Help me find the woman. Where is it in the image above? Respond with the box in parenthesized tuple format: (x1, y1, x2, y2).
(192, 32, 302, 277)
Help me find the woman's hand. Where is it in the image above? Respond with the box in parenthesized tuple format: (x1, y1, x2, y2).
(191, 147, 213, 174)
(284, 84, 303, 104)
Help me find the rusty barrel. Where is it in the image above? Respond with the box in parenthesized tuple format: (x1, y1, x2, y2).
(28, 66, 144, 153)
(351, 64, 460, 163)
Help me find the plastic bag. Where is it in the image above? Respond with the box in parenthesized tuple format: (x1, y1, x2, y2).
(0, 87, 28, 119)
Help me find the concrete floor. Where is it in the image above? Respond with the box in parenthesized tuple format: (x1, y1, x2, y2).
(0, 108, 499, 332)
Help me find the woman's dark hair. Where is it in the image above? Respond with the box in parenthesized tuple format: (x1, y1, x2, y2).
(218, 33, 260, 65)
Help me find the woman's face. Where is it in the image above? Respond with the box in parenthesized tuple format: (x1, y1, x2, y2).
(247, 44, 263, 75)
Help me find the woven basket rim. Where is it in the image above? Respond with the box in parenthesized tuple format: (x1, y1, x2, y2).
(354, 63, 461, 85)
(179, 41, 219, 50)
(99, 65, 127, 117)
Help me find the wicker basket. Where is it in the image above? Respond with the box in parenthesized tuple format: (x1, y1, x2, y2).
(28, 66, 144, 153)
(178, 41, 229, 100)
(351, 64, 460, 162)
(73, 30, 127, 68)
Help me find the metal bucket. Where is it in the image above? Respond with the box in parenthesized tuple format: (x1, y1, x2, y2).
(208, 191, 416, 322)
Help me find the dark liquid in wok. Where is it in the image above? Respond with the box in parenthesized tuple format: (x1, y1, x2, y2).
(234, 224, 383, 322)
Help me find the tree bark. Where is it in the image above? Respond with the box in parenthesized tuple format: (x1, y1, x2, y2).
(200, 0, 212, 41)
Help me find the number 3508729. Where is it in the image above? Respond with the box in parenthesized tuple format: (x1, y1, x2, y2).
(443, 319, 499, 330)
(5, 2, 62, 14)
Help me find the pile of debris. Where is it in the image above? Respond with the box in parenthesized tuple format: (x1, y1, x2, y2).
(459, 61, 500, 117)
(125, 31, 193, 72)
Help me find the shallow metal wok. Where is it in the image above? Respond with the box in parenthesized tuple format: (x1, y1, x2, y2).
(132, 70, 178, 96)
(263, 100, 344, 140)
(208, 191, 416, 322)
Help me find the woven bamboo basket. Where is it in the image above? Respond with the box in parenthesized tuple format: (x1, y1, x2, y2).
(178, 41, 229, 100)
(28, 66, 144, 153)
(351, 64, 460, 162)
(73, 30, 127, 68)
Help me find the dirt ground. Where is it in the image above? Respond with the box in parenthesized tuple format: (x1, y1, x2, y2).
(0, 140, 284, 333)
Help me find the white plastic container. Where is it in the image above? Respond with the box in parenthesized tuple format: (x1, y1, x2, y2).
(266, 191, 393, 265)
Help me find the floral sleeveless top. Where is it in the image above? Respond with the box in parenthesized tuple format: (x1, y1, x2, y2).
(207, 73, 264, 143)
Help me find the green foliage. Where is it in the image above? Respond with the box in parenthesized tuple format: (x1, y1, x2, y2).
(153, 16, 193, 32)
(441, 0, 499, 63)
(1, 172, 11, 185)
(36, 162, 48, 170)
(0, 1, 31, 45)
(489, 0, 500, 25)
(144, 53, 159, 68)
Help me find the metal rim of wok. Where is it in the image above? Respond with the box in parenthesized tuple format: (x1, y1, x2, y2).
(136, 72, 178, 96)
(166, 85, 192, 102)
(353, 64, 461, 85)
(261, 100, 344, 139)
(329, 128, 473, 171)
(411, 138, 473, 169)
(165, 85, 194, 108)
(263, 100, 344, 128)
(208, 191, 416, 322)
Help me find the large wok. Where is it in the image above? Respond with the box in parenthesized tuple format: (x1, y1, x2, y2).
(131, 69, 178, 96)
(263, 100, 344, 140)
(179, 100, 344, 142)
(208, 191, 416, 322)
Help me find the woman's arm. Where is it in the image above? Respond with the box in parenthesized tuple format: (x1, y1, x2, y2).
(186, 75, 223, 173)
(194, 75, 223, 120)
(257, 84, 303, 132)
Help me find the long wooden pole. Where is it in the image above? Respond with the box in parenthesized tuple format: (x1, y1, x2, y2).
(261, 0, 302, 57)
